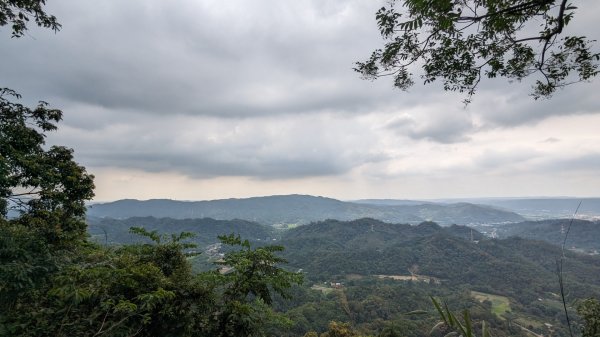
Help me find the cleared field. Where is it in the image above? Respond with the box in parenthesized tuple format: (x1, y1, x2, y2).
(376, 274, 442, 284)
(346, 274, 364, 280)
(311, 284, 335, 295)
(515, 316, 545, 330)
(471, 291, 511, 317)
(376, 275, 414, 281)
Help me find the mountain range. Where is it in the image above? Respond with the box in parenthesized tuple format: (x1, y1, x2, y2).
(87, 194, 524, 226)
(431, 197, 600, 220)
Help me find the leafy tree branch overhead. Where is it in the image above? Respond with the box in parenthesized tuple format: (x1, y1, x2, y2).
(355, 0, 600, 103)
(0, 0, 60, 37)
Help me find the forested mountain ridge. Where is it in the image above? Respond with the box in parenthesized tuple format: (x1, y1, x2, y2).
(87, 215, 600, 306)
(264, 218, 600, 336)
(81, 215, 600, 336)
(278, 219, 600, 303)
(87, 195, 525, 226)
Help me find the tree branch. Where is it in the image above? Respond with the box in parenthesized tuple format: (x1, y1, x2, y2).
(457, 0, 553, 22)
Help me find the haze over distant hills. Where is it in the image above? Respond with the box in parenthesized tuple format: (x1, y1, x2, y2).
(87, 194, 524, 226)
(435, 197, 600, 220)
(490, 218, 600, 252)
(356, 197, 600, 220)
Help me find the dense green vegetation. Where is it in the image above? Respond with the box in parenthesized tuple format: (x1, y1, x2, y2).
(87, 216, 600, 336)
(578, 298, 600, 337)
(1, 221, 302, 336)
(270, 219, 600, 335)
(471, 291, 511, 318)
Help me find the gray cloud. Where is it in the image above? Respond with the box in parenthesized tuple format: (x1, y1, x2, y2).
(48, 113, 389, 179)
(2, 0, 600, 194)
(535, 153, 600, 173)
(470, 82, 600, 129)
(2, 0, 598, 138)
(0, 0, 400, 120)
(473, 149, 543, 172)
(541, 137, 560, 143)
(385, 104, 474, 143)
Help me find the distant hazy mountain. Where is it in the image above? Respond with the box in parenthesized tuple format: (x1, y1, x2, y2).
(492, 218, 600, 252)
(87, 195, 524, 226)
(352, 199, 435, 206)
(437, 197, 600, 220)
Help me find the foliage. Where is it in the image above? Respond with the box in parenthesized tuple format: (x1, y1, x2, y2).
(0, 0, 60, 37)
(4, 236, 207, 337)
(303, 321, 365, 337)
(0, 88, 95, 247)
(217, 234, 303, 305)
(319, 321, 362, 337)
(430, 297, 491, 337)
(0, 87, 95, 331)
(207, 234, 303, 337)
(355, 0, 600, 103)
(1, 224, 302, 336)
(577, 298, 600, 337)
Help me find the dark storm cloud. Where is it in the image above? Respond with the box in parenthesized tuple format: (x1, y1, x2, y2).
(2, 0, 598, 130)
(49, 113, 389, 179)
(0, 0, 407, 181)
(0, 0, 397, 120)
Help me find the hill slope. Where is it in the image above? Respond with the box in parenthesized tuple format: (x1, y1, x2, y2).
(279, 218, 600, 304)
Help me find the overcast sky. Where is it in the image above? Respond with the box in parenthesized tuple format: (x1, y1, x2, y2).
(2, 0, 600, 201)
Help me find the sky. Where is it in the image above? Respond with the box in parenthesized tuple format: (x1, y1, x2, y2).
(2, 0, 600, 202)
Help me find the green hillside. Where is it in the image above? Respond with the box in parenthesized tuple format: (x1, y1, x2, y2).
(266, 218, 600, 336)
(280, 219, 600, 299)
